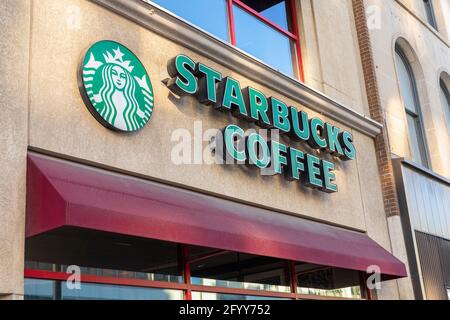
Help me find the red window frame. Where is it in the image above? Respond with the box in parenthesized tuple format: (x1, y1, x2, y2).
(227, 0, 304, 81)
(24, 244, 370, 300)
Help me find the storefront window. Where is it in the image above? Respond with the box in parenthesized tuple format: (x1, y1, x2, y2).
(24, 229, 366, 300)
(296, 264, 362, 299)
(61, 283, 183, 300)
(192, 292, 288, 300)
(24, 279, 183, 300)
(297, 286, 361, 299)
(149, 0, 302, 79)
(24, 279, 55, 300)
(25, 228, 182, 283)
(189, 247, 291, 294)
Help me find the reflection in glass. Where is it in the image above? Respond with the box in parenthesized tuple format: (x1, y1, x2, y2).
(439, 79, 450, 135)
(24, 279, 56, 300)
(297, 286, 361, 299)
(150, 0, 229, 41)
(423, 0, 438, 29)
(296, 264, 362, 299)
(233, 5, 296, 77)
(192, 291, 288, 300)
(406, 114, 426, 166)
(394, 48, 428, 167)
(395, 52, 417, 114)
(191, 277, 291, 293)
(239, 0, 291, 31)
(189, 247, 291, 294)
(24, 279, 183, 300)
(61, 282, 183, 300)
(25, 228, 183, 283)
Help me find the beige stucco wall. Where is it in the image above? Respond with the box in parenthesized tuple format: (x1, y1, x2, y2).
(0, 0, 402, 299)
(300, 0, 370, 116)
(397, 0, 450, 42)
(367, 0, 450, 178)
(28, 0, 378, 230)
(366, 0, 450, 300)
(0, 0, 30, 299)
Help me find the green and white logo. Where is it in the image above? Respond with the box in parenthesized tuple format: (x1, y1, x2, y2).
(79, 40, 154, 132)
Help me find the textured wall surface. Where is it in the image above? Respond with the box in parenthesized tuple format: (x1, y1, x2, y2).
(299, 0, 370, 116)
(0, 0, 30, 299)
(27, 0, 382, 231)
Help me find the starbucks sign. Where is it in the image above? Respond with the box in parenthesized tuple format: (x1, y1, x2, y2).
(79, 40, 154, 132)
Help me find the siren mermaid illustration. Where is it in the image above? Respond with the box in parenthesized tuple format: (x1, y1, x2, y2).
(82, 44, 153, 132)
(95, 64, 145, 131)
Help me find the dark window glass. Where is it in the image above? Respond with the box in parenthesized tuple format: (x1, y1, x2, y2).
(25, 228, 182, 283)
(189, 246, 291, 293)
(439, 79, 450, 135)
(239, 0, 292, 31)
(394, 48, 429, 167)
(233, 4, 296, 76)
(151, 0, 229, 41)
(296, 264, 361, 299)
(423, 0, 438, 29)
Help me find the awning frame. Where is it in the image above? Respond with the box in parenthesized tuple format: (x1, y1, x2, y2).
(26, 152, 407, 280)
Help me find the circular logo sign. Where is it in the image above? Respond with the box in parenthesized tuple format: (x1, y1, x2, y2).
(79, 40, 154, 132)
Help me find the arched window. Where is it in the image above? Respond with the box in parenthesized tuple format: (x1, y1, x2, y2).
(440, 78, 450, 135)
(394, 46, 429, 167)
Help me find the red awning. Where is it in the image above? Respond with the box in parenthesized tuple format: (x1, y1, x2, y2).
(26, 152, 407, 279)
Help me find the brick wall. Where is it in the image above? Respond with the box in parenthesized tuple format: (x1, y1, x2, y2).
(351, 0, 401, 217)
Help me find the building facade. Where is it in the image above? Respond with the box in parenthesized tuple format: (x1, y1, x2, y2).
(362, 0, 450, 300)
(3, 0, 447, 300)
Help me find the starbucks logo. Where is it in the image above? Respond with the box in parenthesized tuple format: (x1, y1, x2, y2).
(79, 40, 154, 132)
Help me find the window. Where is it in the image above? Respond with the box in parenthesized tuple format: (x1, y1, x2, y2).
(189, 246, 291, 294)
(439, 79, 450, 135)
(423, 0, 438, 29)
(150, 0, 303, 79)
(394, 47, 429, 167)
(149, 0, 230, 41)
(296, 264, 361, 299)
(25, 228, 183, 283)
(24, 228, 367, 300)
(24, 279, 184, 300)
